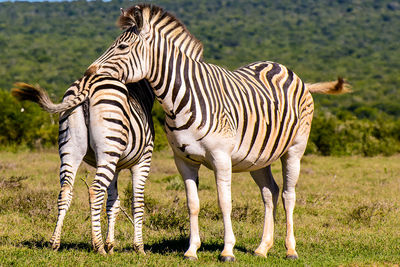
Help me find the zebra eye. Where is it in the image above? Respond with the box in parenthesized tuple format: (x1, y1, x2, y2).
(117, 43, 129, 50)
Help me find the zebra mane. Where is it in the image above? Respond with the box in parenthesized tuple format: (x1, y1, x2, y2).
(119, 3, 204, 61)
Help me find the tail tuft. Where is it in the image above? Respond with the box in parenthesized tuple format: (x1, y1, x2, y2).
(306, 77, 351, 95)
(12, 83, 38, 102)
(12, 82, 64, 113)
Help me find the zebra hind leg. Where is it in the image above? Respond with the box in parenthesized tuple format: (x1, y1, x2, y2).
(250, 166, 279, 258)
(50, 175, 77, 251)
(130, 156, 152, 255)
(105, 173, 120, 255)
(89, 161, 120, 255)
(50, 107, 87, 251)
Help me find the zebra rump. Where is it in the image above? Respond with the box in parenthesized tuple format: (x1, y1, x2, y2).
(12, 75, 155, 254)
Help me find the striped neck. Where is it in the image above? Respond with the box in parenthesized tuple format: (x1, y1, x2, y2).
(147, 41, 195, 116)
(139, 6, 204, 114)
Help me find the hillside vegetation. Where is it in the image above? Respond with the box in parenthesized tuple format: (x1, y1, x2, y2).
(0, 0, 399, 154)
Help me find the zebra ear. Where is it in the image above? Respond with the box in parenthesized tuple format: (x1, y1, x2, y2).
(133, 6, 143, 31)
(118, 7, 136, 30)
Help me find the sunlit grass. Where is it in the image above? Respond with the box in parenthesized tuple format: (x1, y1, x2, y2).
(1, 150, 399, 266)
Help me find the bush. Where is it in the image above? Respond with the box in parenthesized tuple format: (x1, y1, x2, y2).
(308, 112, 400, 156)
(0, 89, 58, 149)
(151, 101, 169, 152)
(152, 119, 169, 152)
(123, 181, 187, 233)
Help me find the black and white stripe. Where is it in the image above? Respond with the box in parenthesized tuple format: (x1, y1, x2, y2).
(86, 4, 348, 261)
(13, 74, 155, 254)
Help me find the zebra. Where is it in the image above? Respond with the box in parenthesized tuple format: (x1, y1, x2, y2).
(12, 74, 155, 255)
(84, 4, 350, 261)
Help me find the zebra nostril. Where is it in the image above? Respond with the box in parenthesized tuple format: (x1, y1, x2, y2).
(84, 65, 98, 76)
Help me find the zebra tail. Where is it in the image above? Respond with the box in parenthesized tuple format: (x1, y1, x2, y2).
(12, 82, 83, 114)
(306, 77, 351, 95)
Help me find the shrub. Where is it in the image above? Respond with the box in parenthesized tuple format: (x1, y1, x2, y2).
(151, 101, 169, 152)
(308, 112, 400, 156)
(123, 182, 187, 233)
(0, 89, 58, 149)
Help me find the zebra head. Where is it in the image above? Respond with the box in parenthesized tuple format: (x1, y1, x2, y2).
(85, 6, 151, 84)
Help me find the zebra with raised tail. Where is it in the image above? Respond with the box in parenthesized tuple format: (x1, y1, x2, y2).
(12, 75, 155, 254)
(85, 4, 350, 261)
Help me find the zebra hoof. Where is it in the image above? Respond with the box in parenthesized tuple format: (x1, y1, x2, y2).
(96, 246, 107, 256)
(220, 256, 235, 262)
(49, 239, 60, 251)
(184, 255, 198, 261)
(49, 240, 60, 251)
(254, 252, 267, 258)
(106, 244, 114, 255)
(286, 254, 298, 260)
(138, 248, 146, 255)
(133, 244, 146, 255)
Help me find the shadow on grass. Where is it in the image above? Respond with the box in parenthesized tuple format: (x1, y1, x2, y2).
(135, 236, 249, 255)
(20, 239, 92, 252)
(20, 236, 249, 255)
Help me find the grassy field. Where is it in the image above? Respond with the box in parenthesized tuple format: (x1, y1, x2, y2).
(0, 149, 399, 266)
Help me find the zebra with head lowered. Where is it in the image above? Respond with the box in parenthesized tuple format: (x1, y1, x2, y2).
(85, 4, 350, 261)
(12, 74, 155, 255)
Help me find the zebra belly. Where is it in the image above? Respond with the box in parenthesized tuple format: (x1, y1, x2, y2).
(230, 120, 300, 172)
(169, 133, 291, 172)
(167, 122, 298, 172)
(230, 150, 284, 172)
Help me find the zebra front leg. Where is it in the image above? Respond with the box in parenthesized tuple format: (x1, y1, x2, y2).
(280, 135, 308, 259)
(130, 155, 151, 255)
(174, 156, 201, 261)
(212, 153, 236, 262)
(250, 166, 279, 258)
(105, 173, 120, 255)
(89, 164, 118, 255)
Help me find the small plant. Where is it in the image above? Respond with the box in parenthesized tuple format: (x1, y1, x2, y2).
(146, 196, 187, 234)
(0, 189, 55, 218)
(201, 201, 263, 223)
(347, 202, 393, 226)
(162, 175, 184, 191)
(0, 175, 28, 190)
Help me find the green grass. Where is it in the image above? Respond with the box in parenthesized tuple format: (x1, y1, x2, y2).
(1, 149, 400, 266)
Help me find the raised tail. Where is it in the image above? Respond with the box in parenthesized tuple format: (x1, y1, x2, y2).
(12, 81, 88, 114)
(306, 77, 351, 95)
